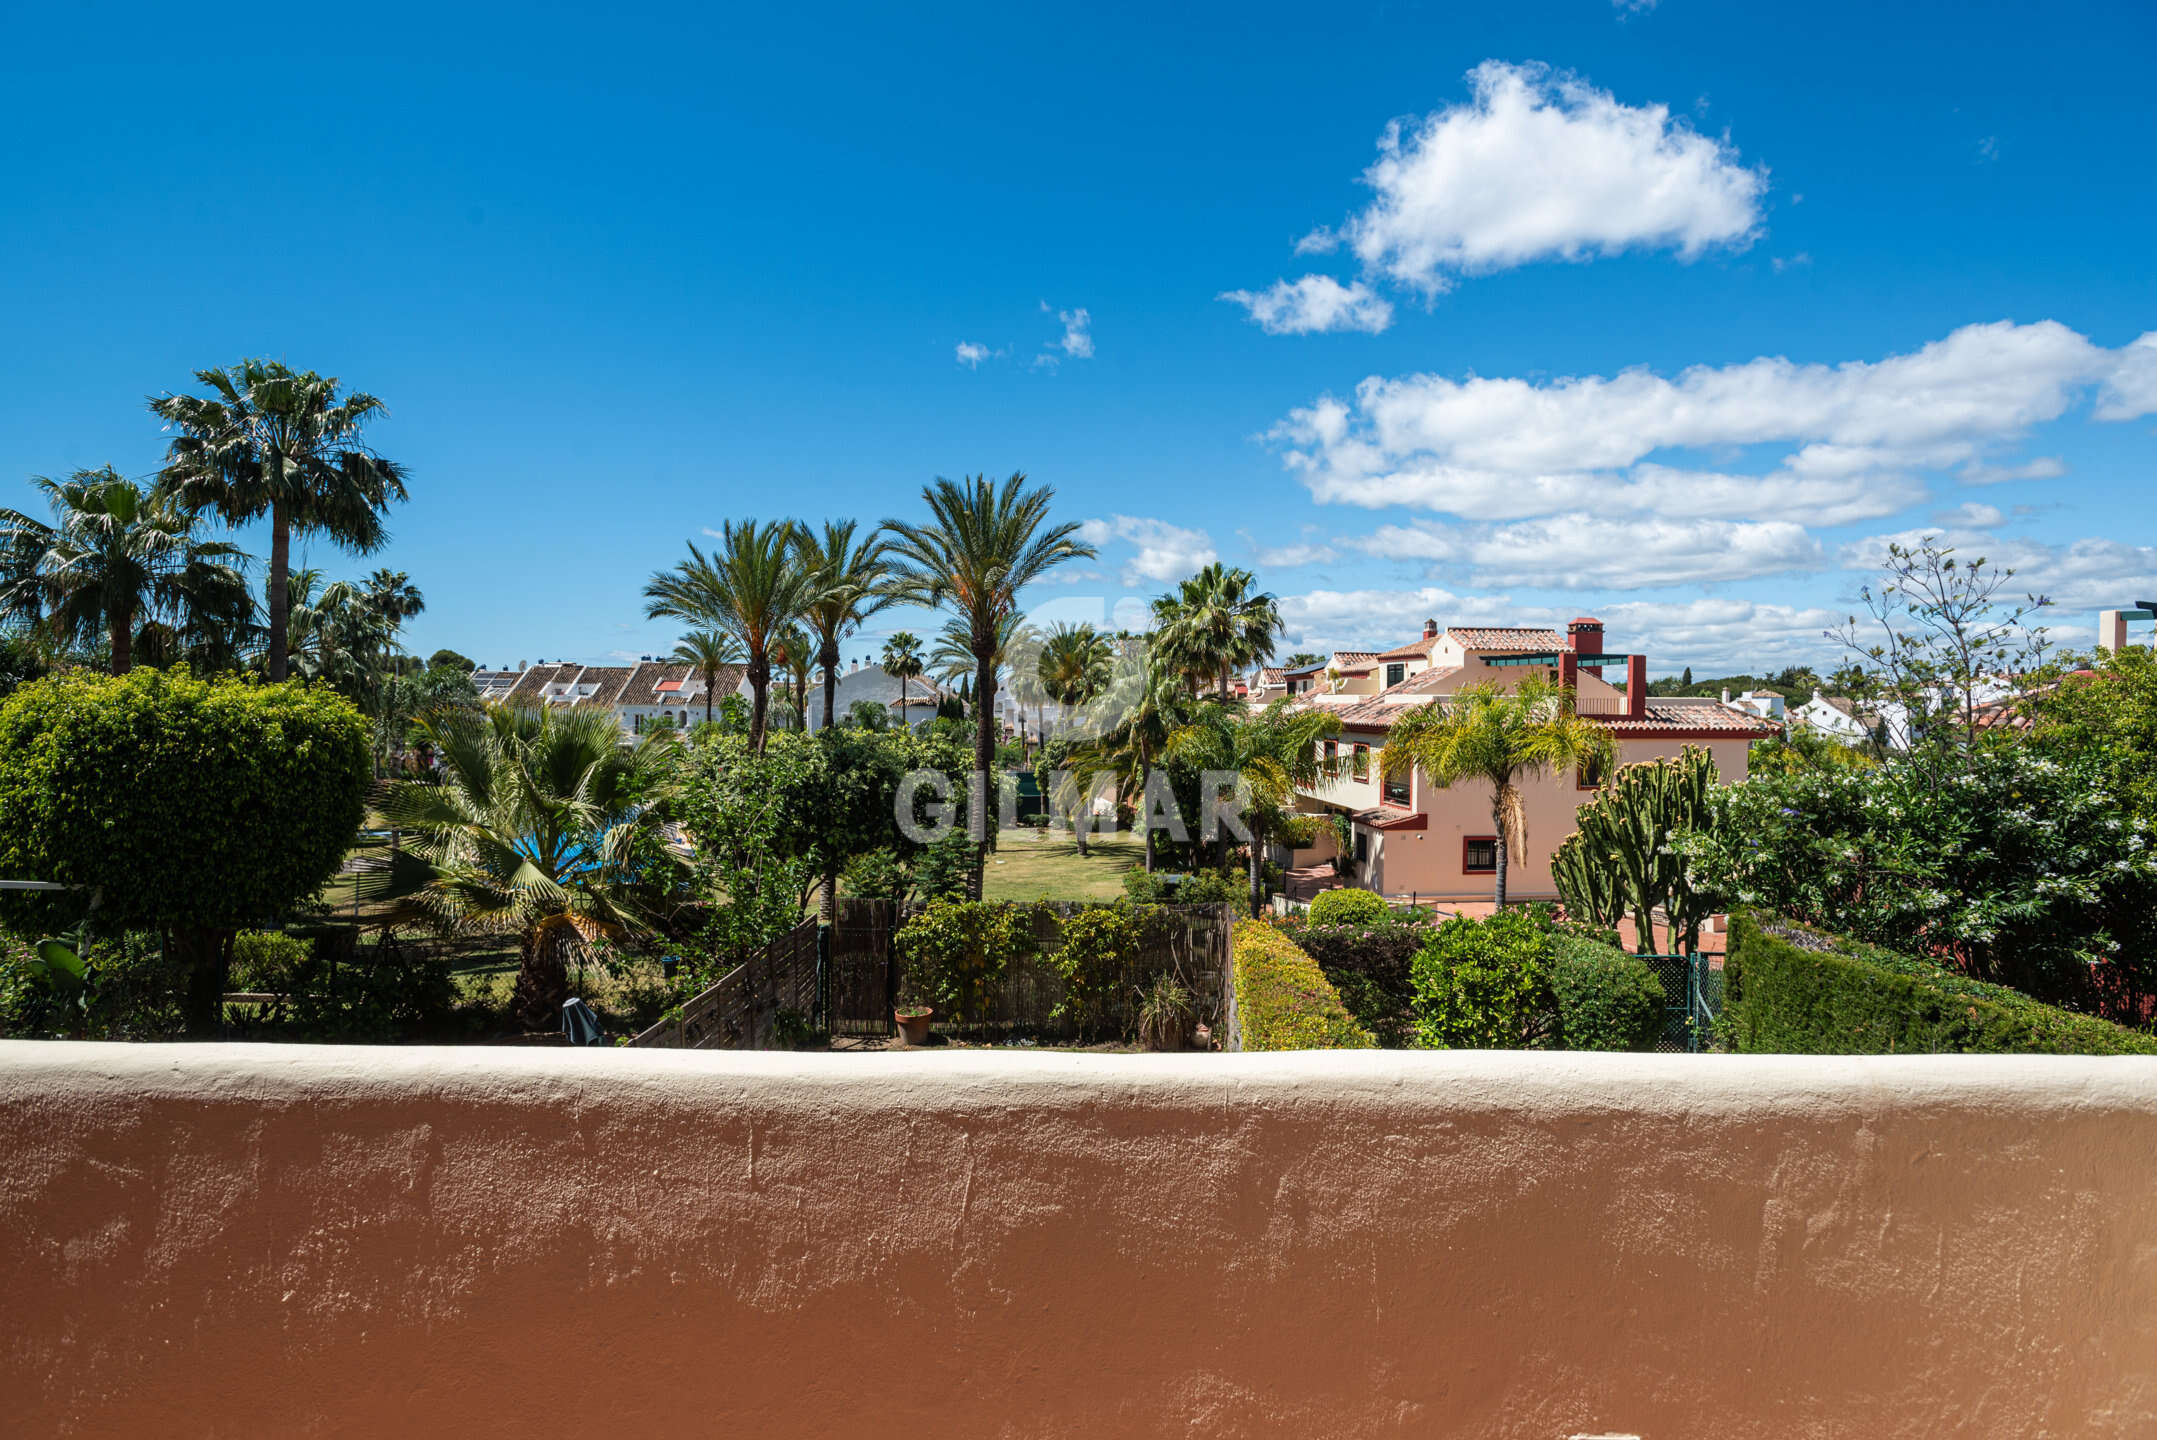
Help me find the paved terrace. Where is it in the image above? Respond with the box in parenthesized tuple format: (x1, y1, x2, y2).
(4, 1043, 2154, 1436)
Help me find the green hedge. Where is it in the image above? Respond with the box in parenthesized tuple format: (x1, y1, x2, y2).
(1550, 935, 1666, 1052)
(1232, 920, 1375, 1051)
(1306, 887, 1390, 927)
(1726, 912, 2157, 1056)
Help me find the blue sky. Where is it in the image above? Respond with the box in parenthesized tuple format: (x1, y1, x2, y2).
(5, 0, 2154, 675)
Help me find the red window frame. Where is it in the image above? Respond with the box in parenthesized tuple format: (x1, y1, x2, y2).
(1351, 744, 1370, 780)
(1462, 835, 1498, 873)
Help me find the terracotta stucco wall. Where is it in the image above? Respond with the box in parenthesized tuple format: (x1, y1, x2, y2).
(6, 1043, 2155, 1437)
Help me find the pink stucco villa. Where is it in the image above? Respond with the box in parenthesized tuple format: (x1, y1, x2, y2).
(1282, 618, 1777, 902)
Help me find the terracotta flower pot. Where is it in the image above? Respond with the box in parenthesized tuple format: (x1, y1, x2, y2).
(894, 1006, 934, 1047)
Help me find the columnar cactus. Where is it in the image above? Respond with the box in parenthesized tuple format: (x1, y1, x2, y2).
(1553, 746, 1721, 953)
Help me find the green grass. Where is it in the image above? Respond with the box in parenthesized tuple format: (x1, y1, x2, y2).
(981, 829, 1144, 903)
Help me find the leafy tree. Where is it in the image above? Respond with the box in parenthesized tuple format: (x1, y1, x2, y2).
(1680, 747, 2157, 1014)
(0, 467, 252, 673)
(792, 519, 892, 730)
(881, 630, 924, 729)
(1151, 562, 1283, 699)
(1410, 910, 1558, 1049)
(669, 629, 739, 726)
(896, 897, 1035, 1026)
(883, 473, 1094, 894)
(1065, 650, 1197, 873)
(1382, 675, 1612, 907)
(386, 703, 677, 1029)
(2028, 645, 2157, 821)
(1166, 697, 1341, 916)
(0, 668, 370, 1032)
(643, 519, 816, 752)
(151, 360, 408, 682)
(428, 648, 477, 673)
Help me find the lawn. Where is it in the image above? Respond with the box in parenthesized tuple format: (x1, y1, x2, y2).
(981, 829, 1144, 902)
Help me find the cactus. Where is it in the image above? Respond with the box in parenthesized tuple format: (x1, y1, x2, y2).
(1554, 746, 1721, 953)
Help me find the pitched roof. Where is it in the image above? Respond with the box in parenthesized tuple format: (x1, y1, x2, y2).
(1332, 667, 1464, 727)
(1446, 625, 1566, 652)
(1375, 635, 1441, 660)
(1597, 698, 1780, 737)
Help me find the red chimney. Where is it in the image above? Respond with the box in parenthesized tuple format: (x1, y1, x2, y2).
(1568, 617, 1606, 678)
(1625, 654, 1646, 720)
(1422, 618, 1438, 639)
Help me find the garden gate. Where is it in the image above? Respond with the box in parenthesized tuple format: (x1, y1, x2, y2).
(1637, 951, 1725, 1052)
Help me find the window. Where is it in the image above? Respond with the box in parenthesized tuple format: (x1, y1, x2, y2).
(1352, 744, 1370, 781)
(1463, 835, 1498, 873)
(1323, 739, 1338, 767)
(1385, 662, 1406, 687)
(1353, 829, 1369, 864)
(1382, 769, 1410, 807)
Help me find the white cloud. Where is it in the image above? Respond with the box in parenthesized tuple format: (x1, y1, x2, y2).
(1276, 585, 1511, 654)
(1327, 61, 1766, 296)
(1771, 252, 1812, 273)
(1467, 515, 1822, 589)
(1839, 528, 2157, 614)
(955, 341, 992, 369)
(1932, 502, 2005, 529)
(1078, 515, 1217, 586)
(1238, 527, 1339, 567)
(1220, 275, 1394, 335)
(1960, 456, 2066, 485)
(1274, 321, 2157, 525)
(1613, 0, 1658, 12)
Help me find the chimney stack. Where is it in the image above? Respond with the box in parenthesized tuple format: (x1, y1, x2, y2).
(1566, 617, 1604, 674)
(1626, 654, 1647, 720)
(1422, 618, 1438, 639)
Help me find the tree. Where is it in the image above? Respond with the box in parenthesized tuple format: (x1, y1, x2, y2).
(0, 467, 252, 674)
(1381, 675, 1613, 907)
(1151, 563, 1282, 699)
(385, 702, 677, 1029)
(883, 473, 1095, 895)
(772, 623, 815, 732)
(643, 520, 816, 753)
(150, 360, 407, 682)
(1066, 653, 1195, 873)
(1830, 537, 2052, 752)
(793, 520, 892, 730)
(2029, 646, 2157, 822)
(1282, 652, 1324, 669)
(1679, 666, 1693, 688)
(881, 631, 924, 729)
(0, 668, 370, 1032)
(1167, 698, 1342, 916)
(1037, 621, 1112, 742)
(670, 629, 739, 726)
(428, 648, 478, 673)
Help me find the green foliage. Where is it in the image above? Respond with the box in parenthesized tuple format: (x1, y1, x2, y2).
(840, 847, 913, 900)
(0, 929, 187, 1040)
(227, 929, 458, 1041)
(1681, 746, 2157, 1012)
(1280, 914, 1429, 1048)
(1552, 746, 1720, 950)
(228, 930, 311, 989)
(1549, 934, 1666, 1051)
(2030, 646, 2157, 822)
(1409, 910, 1557, 1049)
(427, 648, 477, 672)
(1724, 912, 2157, 1055)
(1137, 972, 1196, 1051)
(1049, 900, 1154, 1038)
(914, 830, 979, 902)
(1231, 919, 1375, 1051)
(1307, 886, 1391, 927)
(897, 897, 1036, 1026)
(846, 698, 890, 731)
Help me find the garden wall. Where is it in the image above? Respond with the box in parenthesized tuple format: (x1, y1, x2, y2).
(6, 1042, 2156, 1437)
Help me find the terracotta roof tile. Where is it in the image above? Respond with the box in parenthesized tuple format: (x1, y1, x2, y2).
(1446, 626, 1565, 651)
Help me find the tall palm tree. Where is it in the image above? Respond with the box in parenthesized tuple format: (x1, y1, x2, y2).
(362, 568, 426, 631)
(793, 520, 893, 730)
(670, 629, 739, 725)
(1037, 621, 1113, 740)
(385, 702, 677, 1029)
(1066, 654, 1195, 873)
(0, 467, 252, 674)
(773, 623, 815, 731)
(150, 360, 408, 682)
(1381, 674, 1614, 907)
(1151, 563, 1283, 699)
(881, 630, 924, 728)
(643, 520, 816, 752)
(1168, 699, 1342, 916)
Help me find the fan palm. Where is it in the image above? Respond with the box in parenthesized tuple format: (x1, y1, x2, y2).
(884, 474, 1094, 893)
(642, 519, 816, 752)
(0, 467, 252, 674)
(792, 520, 893, 730)
(150, 360, 408, 682)
(1380, 674, 1614, 907)
(1167, 699, 1342, 916)
(1151, 563, 1282, 699)
(670, 629, 739, 726)
(384, 702, 677, 1029)
(881, 631, 924, 729)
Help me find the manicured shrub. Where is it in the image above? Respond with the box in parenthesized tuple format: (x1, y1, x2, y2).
(1307, 886, 1391, 927)
(229, 931, 312, 992)
(1231, 920, 1374, 1050)
(1286, 917, 1429, 1048)
(1549, 934, 1666, 1051)
(0, 668, 371, 1033)
(1725, 912, 2157, 1055)
(1409, 910, 1557, 1049)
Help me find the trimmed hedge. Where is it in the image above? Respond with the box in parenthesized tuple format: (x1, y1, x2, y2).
(1726, 912, 2157, 1056)
(1306, 887, 1390, 927)
(1284, 918, 1428, 1048)
(1550, 935, 1666, 1052)
(1232, 920, 1375, 1051)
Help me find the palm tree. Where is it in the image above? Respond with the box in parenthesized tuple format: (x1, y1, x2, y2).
(670, 629, 739, 726)
(642, 520, 816, 752)
(1066, 654, 1195, 873)
(773, 623, 815, 730)
(385, 702, 677, 1029)
(1037, 621, 1113, 741)
(793, 520, 893, 730)
(150, 360, 408, 682)
(1151, 563, 1283, 699)
(1381, 674, 1614, 907)
(362, 568, 426, 632)
(885, 475, 1094, 895)
(881, 631, 924, 728)
(0, 467, 252, 674)
(1168, 699, 1342, 916)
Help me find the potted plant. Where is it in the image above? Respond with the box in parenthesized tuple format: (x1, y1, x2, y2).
(894, 1004, 934, 1046)
(1137, 973, 1195, 1052)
